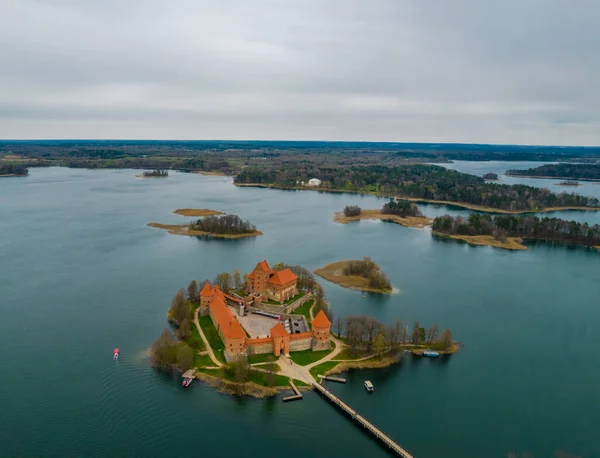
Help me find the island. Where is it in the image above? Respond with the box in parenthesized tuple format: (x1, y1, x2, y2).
(314, 257, 393, 294)
(173, 208, 224, 217)
(557, 181, 582, 187)
(482, 172, 499, 180)
(149, 259, 458, 398)
(235, 163, 600, 214)
(432, 213, 600, 251)
(0, 163, 28, 177)
(506, 163, 600, 182)
(333, 200, 432, 228)
(148, 213, 262, 239)
(136, 169, 168, 178)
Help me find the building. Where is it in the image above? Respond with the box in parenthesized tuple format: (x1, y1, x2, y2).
(200, 270, 331, 360)
(246, 260, 298, 303)
(307, 178, 322, 187)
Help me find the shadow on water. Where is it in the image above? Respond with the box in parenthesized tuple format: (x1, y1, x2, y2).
(192, 235, 258, 244)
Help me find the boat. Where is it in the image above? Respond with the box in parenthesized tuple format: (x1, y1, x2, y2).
(113, 348, 119, 359)
(423, 349, 439, 358)
(364, 380, 374, 392)
(182, 377, 193, 388)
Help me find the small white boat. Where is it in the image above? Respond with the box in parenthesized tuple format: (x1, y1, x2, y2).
(113, 348, 120, 360)
(182, 377, 193, 388)
(364, 380, 374, 392)
(423, 349, 439, 358)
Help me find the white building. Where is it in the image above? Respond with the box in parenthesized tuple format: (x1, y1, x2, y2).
(307, 178, 322, 187)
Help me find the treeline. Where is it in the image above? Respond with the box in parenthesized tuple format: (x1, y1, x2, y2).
(344, 257, 392, 291)
(433, 214, 600, 247)
(236, 164, 600, 211)
(143, 169, 168, 177)
(507, 163, 600, 180)
(190, 214, 257, 235)
(381, 199, 423, 217)
(335, 315, 453, 357)
(343, 205, 361, 217)
(0, 163, 28, 176)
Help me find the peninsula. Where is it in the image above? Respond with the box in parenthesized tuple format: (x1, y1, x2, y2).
(136, 169, 168, 178)
(314, 257, 393, 294)
(150, 260, 457, 398)
(173, 208, 224, 217)
(0, 163, 28, 177)
(334, 200, 432, 228)
(506, 163, 600, 182)
(432, 214, 600, 251)
(148, 213, 262, 239)
(557, 181, 582, 187)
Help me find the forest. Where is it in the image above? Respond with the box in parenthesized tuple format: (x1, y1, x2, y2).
(190, 214, 257, 235)
(507, 163, 600, 181)
(236, 164, 600, 212)
(381, 199, 423, 217)
(142, 169, 168, 177)
(343, 257, 392, 291)
(432, 213, 600, 247)
(0, 163, 28, 176)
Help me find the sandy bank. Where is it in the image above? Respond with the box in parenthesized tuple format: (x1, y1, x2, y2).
(324, 353, 401, 376)
(314, 260, 392, 294)
(196, 171, 227, 176)
(147, 223, 263, 239)
(433, 232, 527, 250)
(173, 208, 224, 217)
(333, 209, 432, 228)
(195, 371, 279, 398)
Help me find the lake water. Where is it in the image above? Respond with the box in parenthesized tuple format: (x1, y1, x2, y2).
(1, 163, 599, 458)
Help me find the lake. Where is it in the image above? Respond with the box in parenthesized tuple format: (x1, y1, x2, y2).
(1, 163, 599, 458)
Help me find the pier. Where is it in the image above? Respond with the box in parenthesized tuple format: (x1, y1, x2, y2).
(312, 382, 413, 458)
(282, 380, 304, 402)
(318, 374, 346, 383)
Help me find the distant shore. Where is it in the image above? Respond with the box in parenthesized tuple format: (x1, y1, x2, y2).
(147, 223, 263, 239)
(505, 174, 600, 183)
(556, 182, 582, 187)
(234, 183, 600, 214)
(0, 174, 27, 178)
(433, 232, 527, 250)
(314, 260, 393, 294)
(333, 209, 432, 228)
(135, 174, 168, 178)
(173, 208, 224, 217)
(196, 171, 227, 176)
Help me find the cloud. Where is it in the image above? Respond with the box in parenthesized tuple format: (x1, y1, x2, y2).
(0, 0, 599, 144)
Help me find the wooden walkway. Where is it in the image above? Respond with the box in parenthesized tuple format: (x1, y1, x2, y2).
(282, 380, 303, 402)
(312, 382, 413, 458)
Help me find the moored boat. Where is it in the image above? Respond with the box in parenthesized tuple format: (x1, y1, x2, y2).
(182, 377, 193, 388)
(364, 380, 374, 392)
(423, 349, 439, 358)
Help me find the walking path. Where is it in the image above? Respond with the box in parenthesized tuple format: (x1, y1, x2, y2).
(193, 307, 223, 367)
(304, 335, 345, 371)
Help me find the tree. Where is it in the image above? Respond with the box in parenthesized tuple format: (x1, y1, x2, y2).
(176, 344, 194, 372)
(215, 272, 232, 291)
(389, 319, 402, 348)
(169, 288, 189, 325)
(176, 318, 192, 340)
(343, 205, 361, 217)
(233, 354, 250, 382)
(411, 321, 422, 345)
(233, 269, 241, 289)
(334, 317, 344, 338)
(426, 324, 440, 344)
(441, 328, 453, 351)
(150, 329, 178, 371)
(373, 333, 386, 356)
(187, 280, 199, 303)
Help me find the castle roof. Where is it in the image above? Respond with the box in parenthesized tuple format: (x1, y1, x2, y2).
(270, 321, 289, 338)
(247, 260, 271, 279)
(268, 268, 297, 286)
(208, 295, 246, 339)
(312, 310, 331, 329)
(200, 282, 214, 297)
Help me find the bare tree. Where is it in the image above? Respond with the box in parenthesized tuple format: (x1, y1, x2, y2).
(187, 280, 199, 303)
(176, 344, 194, 372)
(176, 318, 192, 340)
(411, 321, 423, 345)
(234, 354, 250, 382)
(373, 333, 386, 356)
(215, 272, 232, 291)
(441, 328, 453, 350)
(334, 317, 344, 338)
(389, 319, 402, 348)
(233, 269, 241, 289)
(426, 324, 440, 344)
(169, 288, 189, 324)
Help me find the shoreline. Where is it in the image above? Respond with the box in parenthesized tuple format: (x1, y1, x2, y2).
(147, 223, 263, 239)
(135, 174, 168, 178)
(173, 208, 224, 217)
(433, 232, 527, 250)
(333, 210, 432, 228)
(506, 174, 600, 183)
(0, 174, 28, 177)
(196, 171, 227, 176)
(234, 183, 600, 214)
(314, 260, 393, 294)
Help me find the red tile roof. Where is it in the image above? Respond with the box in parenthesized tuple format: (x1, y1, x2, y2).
(200, 282, 214, 297)
(257, 260, 271, 272)
(209, 295, 246, 339)
(312, 310, 331, 329)
(270, 322, 289, 338)
(268, 268, 297, 286)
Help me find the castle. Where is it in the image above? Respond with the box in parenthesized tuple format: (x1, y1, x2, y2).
(199, 261, 331, 360)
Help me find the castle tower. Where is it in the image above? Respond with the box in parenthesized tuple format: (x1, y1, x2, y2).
(246, 260, 272, 295)
(311, 310, 331, 351)
(199, 282, 214, 316)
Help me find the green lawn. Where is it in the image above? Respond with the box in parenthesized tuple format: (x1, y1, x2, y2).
(198, 315, 226, 363)
(289, 341, 335, 366)
(293, 299, 314, 325)
(284, 292, 305, 305)
(258, 363, 280, 373)
(309, 361, 340, 380)
(294, 379, 312, 387)
(185, 325, 206, 351)
(333, 347, 368, 361)
(202, 367, 291, 387)
(248, 353, 276, 364)
(194, 353, 215, 368)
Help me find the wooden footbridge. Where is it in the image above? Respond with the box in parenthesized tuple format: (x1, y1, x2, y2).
(312, 382, 414, 458)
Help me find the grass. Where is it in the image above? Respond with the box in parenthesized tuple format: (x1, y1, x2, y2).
(283, 292, 305, 305)
(433, 232, 527, 251)
(309, 361, 340, 380)
(198, 315, 226, 363)
(294, 380, 311, 387)
(248, 353, 276, 364)
(314, 260, 392, 294)
(333, 209, 432, 229)
(289, 342, 335, 366)
(185, 324, 206, 351)
(293, 299, 314, 324)
(333, 347, 369, 361)
(258, 363, 280, 373)
(194, 353, 215, 368)
(204, 367, 291, 387)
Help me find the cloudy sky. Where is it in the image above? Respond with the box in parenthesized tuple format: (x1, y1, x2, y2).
(1, 0, 599, 144)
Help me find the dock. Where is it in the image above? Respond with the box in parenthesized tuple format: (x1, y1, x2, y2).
(312, 382, 413, 458)
(182, 369, 196, 379)
(318, 374, 346, 383)
(282, 379, 304, 402)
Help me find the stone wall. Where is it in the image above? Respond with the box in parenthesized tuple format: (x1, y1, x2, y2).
(312, 339, 331, 351)
(247, 340, 274, 355)
(289, 336, 312, 352)
(285, 292, 313, 314)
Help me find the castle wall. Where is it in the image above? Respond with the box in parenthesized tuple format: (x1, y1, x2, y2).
(289, 336, 312, 352)
(247, 340, 274, 355)
(311, 338, 331, 351)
